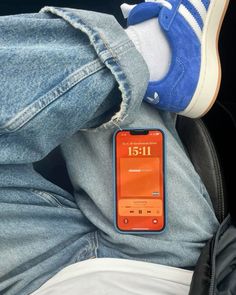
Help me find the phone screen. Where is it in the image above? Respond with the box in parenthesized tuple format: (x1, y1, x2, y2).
(114, 129, 165, 232)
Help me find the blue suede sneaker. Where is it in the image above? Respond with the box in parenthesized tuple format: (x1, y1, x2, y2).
(126, 0, 229, 118)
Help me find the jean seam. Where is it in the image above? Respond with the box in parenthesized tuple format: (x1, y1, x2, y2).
(76, 247, 89, 261)
(30, 189, 65, 207)
(0, 58, 105, 134)
(112, 40, 136, 57)
(41, 7, 134, 130)
(96, 39, 136, 129)
(93, 230, 99, 258)
(75, 231, 98, 261)
(99, 40, 135, 62)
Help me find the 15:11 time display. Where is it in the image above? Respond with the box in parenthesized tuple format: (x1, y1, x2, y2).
(128, 146, 151, 156)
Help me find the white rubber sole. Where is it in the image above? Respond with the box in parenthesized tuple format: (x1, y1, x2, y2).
(179, 0, 230, 118)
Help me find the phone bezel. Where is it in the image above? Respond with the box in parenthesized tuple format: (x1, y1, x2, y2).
(113, 128, 166, 234)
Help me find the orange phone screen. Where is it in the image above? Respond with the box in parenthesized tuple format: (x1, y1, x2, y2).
(115, 129, 165, 232)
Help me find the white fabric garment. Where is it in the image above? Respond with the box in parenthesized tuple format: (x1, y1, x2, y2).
(31, 258, 193, 295)
(122, 3, 172, 81)
(125, 18, 172, 81)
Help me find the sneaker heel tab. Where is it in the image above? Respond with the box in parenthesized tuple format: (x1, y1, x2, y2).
(127, 2, 162, 26)
(159, 0, 181, 30)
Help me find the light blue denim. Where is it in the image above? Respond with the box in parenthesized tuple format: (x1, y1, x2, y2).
(0, 6, 219, 295)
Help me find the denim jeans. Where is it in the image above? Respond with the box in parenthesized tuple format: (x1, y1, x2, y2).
(0, 6, 219, 295)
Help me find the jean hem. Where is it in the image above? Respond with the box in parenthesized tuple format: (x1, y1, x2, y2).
(40, 6, 150, 131)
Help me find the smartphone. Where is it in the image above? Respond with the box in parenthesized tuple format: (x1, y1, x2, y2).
(113, 128, 166, 234)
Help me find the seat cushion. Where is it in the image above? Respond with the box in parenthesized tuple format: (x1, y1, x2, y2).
(176, 116, 227, 223)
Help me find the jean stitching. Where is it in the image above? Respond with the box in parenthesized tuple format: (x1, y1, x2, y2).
(40, 7, 109, 58)
(0, 59, 104, 134)
(94, 37, 132, 129)
(93, 230, 99, 258)
(76, 248, 88, 260)
(30, 189, 65, 207)
(47, 7, 134, 60)
(99, 40, 134, 62)
(112, 40, 135, 57)
(76, 232, 98, 261)
(41, 7, 133, 130)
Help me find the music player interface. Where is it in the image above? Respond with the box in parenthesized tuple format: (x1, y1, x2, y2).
(115, 130, 164, 230)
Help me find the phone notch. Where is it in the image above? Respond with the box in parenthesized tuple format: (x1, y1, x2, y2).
(130, 130, 149, 135)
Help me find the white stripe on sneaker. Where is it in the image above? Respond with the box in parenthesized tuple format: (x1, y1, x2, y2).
(142, 0, 204, 40)
(179, 4, 202, 40)
(188, 0, 207, 23)
(145, 0, 172, 10)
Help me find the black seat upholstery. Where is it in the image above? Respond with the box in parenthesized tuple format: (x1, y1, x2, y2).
(34, 117, 228, 223)
(176, 116, 228, 223)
